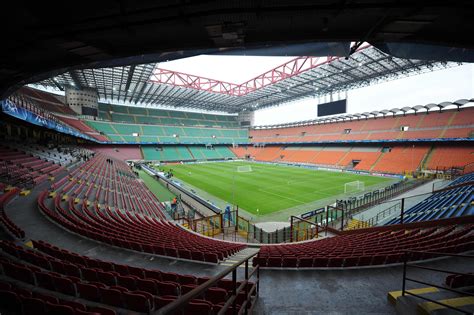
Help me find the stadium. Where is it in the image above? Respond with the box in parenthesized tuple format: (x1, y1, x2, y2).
(0, 2, 473, 314)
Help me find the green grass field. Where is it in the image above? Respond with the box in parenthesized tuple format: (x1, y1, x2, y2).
(160, 162, 392, 216)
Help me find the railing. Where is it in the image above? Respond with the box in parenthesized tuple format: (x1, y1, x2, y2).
(338, 178, 427, 215)
(156, 250, 259, 315)
(402, 250, 474, 315)
(349, 203, 401, 229)
(290, 215, 321, 242)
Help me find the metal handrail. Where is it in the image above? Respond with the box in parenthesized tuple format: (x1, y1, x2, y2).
(355, 203, 401, 228)
(155, 250, 259, 315)
(402, 250, 474, 315)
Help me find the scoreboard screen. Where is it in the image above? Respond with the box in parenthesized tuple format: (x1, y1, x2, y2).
(318, 99, 347, 117)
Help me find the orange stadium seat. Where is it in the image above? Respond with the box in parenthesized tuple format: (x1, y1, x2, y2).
(338, 151, 382, 170)
(427, 147, 474, 170)
(372, 145, 430, 174)
(418, 111, 454, 128)
(442, 128, 473, 138)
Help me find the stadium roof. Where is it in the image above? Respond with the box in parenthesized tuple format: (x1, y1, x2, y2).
(36, 46, 456, 113)
(3, 1, 474, 100)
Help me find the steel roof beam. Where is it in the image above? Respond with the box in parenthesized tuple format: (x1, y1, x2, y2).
(148, 48, 370, 96)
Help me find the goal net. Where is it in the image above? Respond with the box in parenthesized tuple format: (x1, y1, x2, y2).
(344, 180, 365, 193)
(237, 165, 252, 173)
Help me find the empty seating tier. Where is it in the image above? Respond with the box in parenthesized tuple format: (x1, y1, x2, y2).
(0, 239, 255, 314)
(85, 145, 143, 161)
(231, 144, 473, 174)
(0, 145, 64, 187)
(386, 173, 474, 225)
(18, 87, 76, 115)
(371, 145, 430, 174)
(38, 154, 245, 263)
(254, 224, 473, 268)
(427, 146, 474, 170)
(84, 120, 248, 144)
(55, 117, 110, 142)
(99, 103, 240, 128)
(251, 108, 474, 143)
(0, 187, 25, 238)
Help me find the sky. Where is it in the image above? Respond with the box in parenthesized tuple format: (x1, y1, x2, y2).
(158, 55, 295, 84)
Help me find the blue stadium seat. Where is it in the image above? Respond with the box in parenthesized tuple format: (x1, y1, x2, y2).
(385, 173, 473, 225)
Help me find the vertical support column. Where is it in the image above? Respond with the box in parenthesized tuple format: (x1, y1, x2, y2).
(340, 206, 345, 231)
(400, 198, 405, 224)
(257, 265, 260, 294)
(244, 260, 249, 315)
(235, 206, 239, 234)
(325, 206, 329, 236)
(247, 220, 250, 243)
(290, 216, 294, 242)
(402, 251, 407, 296)
(212, 216, 215, 238)
(232, 269, 237, 315)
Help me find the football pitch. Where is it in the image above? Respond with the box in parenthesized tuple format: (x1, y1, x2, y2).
(159, 162, 394, 216)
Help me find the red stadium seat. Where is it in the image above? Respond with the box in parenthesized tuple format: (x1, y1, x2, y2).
(46, 302, 75, 315)
(313, 257, 328, 267)
(100, 287, 124, 308)
(282, 257, 298, 267)
(298, 257, 313, 268)
(184, 299, 213, 315)
(77, 283, 101, 301)
(157, 281, 180, 296)
(52, 276, 76, 296)
(22, 297, 47, 315)
(123, 291, 152, 313)
(267, 256, 282, 267)
(137, 278, 159, 295)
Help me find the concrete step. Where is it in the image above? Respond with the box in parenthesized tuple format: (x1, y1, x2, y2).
(388, 287, 439, 305)
(419, 296, 474, 315)
(220, 248, 260, 267)
(394, 289, 470, 315)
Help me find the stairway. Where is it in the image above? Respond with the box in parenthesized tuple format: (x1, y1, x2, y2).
(388, 286, 474, 315)
(336, 148, 353, 167)
(447, 111, 458, 126)
(186, 146, 196, 160)
(109, 124, 125, 141)
(220, 247, 260, 267)
(439, 111, 459, 138)
(416, 114, 426, 128)
(420, 145, 435, 170)
(369, 151, 386, 172)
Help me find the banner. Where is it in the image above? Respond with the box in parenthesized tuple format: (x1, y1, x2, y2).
(1, 99, 97, 142)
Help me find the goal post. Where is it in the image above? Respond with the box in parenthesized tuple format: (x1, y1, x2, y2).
(237, 165, 252, 173)
(344, 180, 365, 193)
